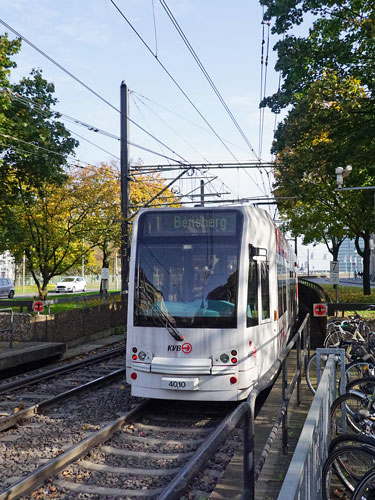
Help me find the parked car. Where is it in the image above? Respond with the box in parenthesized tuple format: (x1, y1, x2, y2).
(0, 278, 15, 298)
(55, 276, 87, 293)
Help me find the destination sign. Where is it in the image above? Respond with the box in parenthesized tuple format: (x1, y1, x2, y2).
(141, 211, 240, 237)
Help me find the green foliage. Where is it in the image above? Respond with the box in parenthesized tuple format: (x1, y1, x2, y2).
(1, 68, 78, 195)
(273, 73, 374, 256)
(0, 34, 21, 127)
(260, 0, 375, 112)
(261, 1, 375, 294)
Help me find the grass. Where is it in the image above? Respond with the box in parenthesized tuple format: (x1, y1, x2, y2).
(1, 290, 121, 315)
(320, 284, 375, 320)
(320, 283, 375, 303)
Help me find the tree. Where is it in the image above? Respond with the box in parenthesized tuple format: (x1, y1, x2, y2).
(0, 34, 21, 128)
(260, 0, 375, 112)
(272, 73, 375, 293)
(75, 162, 181, 270)
(7, 178, 98, 298)
(0, 68, 79, 258)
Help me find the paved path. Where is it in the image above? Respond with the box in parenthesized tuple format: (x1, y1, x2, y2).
(210, 352, 314, 500)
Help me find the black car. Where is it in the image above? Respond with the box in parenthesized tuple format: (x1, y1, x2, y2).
(0, 278, 15, 298)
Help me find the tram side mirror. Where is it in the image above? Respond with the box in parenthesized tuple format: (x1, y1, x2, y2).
(249, 244, 267, 260)
(249, 244, 258, 258)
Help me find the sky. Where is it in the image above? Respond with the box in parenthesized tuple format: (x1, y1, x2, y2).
(1, 0, 283, 206)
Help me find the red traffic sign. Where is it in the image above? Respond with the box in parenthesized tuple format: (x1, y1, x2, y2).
(32, 300, 45, 313)
(313, 303, 328, 317)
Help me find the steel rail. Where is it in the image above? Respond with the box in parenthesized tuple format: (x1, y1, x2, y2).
(0, 401, 149, 500)
(157, 403, 247, 500)
(0, 346, 125, 395)
(0, 368, 125, 431)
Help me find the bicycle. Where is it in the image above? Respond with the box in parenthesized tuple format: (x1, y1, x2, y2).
(322, 444, 375, 499)
(351, 467, 375, 500)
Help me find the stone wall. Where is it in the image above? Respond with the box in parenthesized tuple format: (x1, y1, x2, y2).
(0, 300, 127, 344)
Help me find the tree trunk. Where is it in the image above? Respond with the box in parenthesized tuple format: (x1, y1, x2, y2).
(355, 233, 371, 295)
(100, 243, 110, 294)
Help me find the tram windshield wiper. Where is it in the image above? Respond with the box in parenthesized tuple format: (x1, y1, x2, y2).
(137, 277, 184, 342)
(151, 301, 184, 342)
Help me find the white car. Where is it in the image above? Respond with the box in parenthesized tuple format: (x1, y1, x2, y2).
(55, 276, 87, 293)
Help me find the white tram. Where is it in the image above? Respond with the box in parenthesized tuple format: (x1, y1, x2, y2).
(126, 206, 298, 401)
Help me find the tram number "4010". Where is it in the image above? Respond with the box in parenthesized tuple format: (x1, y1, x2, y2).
(161, 377, 198, 391)
(169, 380, 186, 389)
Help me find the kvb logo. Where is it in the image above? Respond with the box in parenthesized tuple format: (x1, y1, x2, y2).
(182, 343, 192, 354)
(167, 343, 192, 353)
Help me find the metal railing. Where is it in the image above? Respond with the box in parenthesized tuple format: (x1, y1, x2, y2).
(298, 277, 332, 304)
(240, 313, 310, 500)
(277, 354, 338, 500)
(328, 302, 375, 316)
(155, 314, 311, 500)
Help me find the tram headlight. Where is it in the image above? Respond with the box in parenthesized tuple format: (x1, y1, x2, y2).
(130, 348, 152, 363)
(220, 353, 230, 364)
(138, 351, 147, 361)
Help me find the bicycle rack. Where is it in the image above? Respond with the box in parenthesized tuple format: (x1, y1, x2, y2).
(316, 348, 346, 432)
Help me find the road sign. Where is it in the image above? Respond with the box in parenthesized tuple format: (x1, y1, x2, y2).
(101, 268, 110, 280)
(32, 300, 44, 313)
(330, 260, 339, 284)
(313, 303, 328, 317)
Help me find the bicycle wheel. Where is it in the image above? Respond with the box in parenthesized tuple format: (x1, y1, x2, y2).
(346, 361, 375, 385)
(306, 352, 328, 394)
(322, 445, 375, 500)
(324, 329, 342, 348)
(347, 377, 375, 397)
(330, 392, 371, 438)
(329, 433, 375, 455)
(352, 468, 375, 500)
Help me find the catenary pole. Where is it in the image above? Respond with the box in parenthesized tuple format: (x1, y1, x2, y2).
(120, 81, 130, 295)
(200, 180, 205, 206)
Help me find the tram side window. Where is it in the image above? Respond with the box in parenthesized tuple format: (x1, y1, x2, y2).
(261, 261, 270, 320)
(247, 258, 258, 327)
(277, 263, 285, 317)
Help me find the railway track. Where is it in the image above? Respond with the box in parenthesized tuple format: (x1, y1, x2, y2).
(0, 346, 126, 431)
(0, 399, 242, 500)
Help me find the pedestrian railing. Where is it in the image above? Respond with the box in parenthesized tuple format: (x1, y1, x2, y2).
(240, 313, 311, 500)
(276, 352, 339, 500)
(328, 302, 375, 316)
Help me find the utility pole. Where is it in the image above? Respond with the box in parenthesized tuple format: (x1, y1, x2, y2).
(120, 81, 130, 295)
(200, 180, 204, 206)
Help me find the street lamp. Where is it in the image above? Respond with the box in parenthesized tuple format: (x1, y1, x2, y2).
(335, 165, 352, 189)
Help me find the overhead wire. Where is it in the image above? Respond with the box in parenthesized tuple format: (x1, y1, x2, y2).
(132, 91, 252, 155)
(130, 92, 172, 166)
(1, 87, 198, 167)
(109, 1, 253, 170)
(0, 18, 193, 168)
(0, 17, 241, 204)
(155, 0, 268, 196)
(151, 0, 158, 57)
(158, 0, 259, 160)
(257, 9, 271, 197)
(132, 92, 211, 164)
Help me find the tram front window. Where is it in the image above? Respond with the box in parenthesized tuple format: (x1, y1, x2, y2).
(134, 211, 242, 328)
